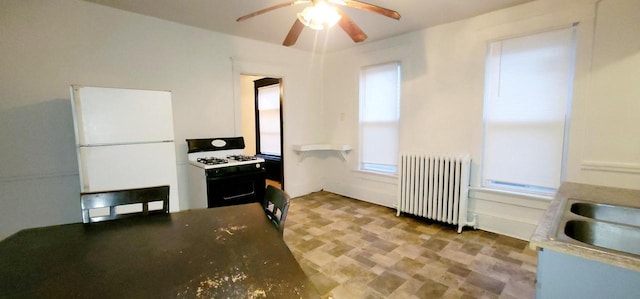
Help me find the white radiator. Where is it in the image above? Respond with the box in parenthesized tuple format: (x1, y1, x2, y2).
(396, 153, 476, 233)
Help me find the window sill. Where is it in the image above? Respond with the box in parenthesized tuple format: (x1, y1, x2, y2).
(256, 154, 281, 162)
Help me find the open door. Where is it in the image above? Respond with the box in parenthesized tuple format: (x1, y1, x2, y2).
(239, 75, 284, 190)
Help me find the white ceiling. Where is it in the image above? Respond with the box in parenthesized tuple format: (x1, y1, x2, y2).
(83, 0, 536, 52)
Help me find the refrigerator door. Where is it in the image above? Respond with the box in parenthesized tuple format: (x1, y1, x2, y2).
(78, 142, 180, 212)
(71, 86, 175, 145)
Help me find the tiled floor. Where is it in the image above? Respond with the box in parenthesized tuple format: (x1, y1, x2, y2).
(283, 191, 537, 299)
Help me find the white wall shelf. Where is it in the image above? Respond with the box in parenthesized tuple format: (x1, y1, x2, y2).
(292, 144, 351, 161)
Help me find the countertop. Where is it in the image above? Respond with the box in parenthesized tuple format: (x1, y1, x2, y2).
(529, 182, 640, 272)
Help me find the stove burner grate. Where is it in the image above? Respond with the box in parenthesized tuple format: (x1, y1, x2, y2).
(197, 157, 228, 165)
(227, 155, 258, 162)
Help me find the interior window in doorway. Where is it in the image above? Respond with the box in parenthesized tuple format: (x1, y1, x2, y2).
(255, 78, 281, 157)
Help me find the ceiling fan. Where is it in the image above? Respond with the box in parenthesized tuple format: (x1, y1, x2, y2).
(236, 0, 401, 47)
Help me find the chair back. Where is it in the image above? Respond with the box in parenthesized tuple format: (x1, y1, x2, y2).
(81, 185, 170, 223)
(262, 185, 291, 235)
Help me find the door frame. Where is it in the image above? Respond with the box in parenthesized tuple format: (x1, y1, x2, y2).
(231, 58, 287, 190)
(253, 77, 284, 188)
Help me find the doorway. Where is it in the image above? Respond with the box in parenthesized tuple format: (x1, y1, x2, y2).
(239, 75, 284, 190)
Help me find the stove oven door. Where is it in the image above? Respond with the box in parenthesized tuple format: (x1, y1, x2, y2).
(205, 166, 266, 208)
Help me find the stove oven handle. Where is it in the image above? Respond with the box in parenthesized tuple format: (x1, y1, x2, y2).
(222, 191, 255, 201)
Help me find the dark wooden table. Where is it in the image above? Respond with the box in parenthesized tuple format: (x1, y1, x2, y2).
(0, 203, 319, 298)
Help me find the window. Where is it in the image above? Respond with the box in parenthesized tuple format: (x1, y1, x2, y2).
(255, 78, 281, 156)
(359, 62, 401, 174)
(482, 26, 577, 195)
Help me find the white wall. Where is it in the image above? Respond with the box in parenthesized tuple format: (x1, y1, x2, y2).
(574, 0, 640, 187)
(0, 0, 325, 239)
(321, 0, 640, 240)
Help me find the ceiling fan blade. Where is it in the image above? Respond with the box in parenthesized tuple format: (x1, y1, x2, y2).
(336, 8, 367, 43)
(336, 0, 401, 20)
(283, 19, 305, 46)
(236, 1, 309, 22)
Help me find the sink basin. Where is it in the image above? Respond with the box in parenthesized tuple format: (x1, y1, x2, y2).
(564, 220, 640, 256)
(570, 201, 640, 227)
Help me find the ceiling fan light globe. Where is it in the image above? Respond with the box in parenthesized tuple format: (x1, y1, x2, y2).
(297, 3, 341, 30)
(323, 9, 342, 28)
(297, 9, 322, 30)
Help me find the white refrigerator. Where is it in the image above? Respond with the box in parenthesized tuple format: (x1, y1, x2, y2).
(70, 85, 180, 212)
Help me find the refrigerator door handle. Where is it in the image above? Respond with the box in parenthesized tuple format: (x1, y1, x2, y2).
(79, 140, 175, 147)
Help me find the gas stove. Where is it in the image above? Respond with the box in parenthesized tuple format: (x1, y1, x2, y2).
(186, 137, 266, 210)
(187, 137, 265, 170)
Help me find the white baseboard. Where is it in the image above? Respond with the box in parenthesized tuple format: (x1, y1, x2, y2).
(469, 210, 539, 241)
(324, 180, 395, 208)
(286, 179, 323, 198)
(324, 180, 548, 241)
